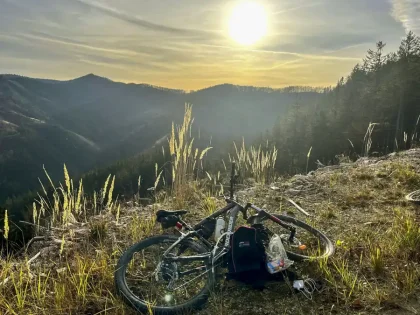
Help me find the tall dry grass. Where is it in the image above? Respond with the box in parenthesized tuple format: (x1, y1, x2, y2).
(0, 165, 129, 314)
(33, 166, 117, 231)
(306, 146, 313, 174)
(2, 210, 9, 240)
(168, 104, 212, 204)
(363, 122, 378, 157)
(231, 138, 278, 184)
(410, 114, 420, 148)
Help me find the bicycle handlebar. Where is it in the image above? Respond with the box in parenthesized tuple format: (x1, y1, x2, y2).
(221, 196, 264, 221)
(214, 196, 297, 240)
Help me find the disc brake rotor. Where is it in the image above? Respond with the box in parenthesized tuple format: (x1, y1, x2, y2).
(155, 261, 179, 284)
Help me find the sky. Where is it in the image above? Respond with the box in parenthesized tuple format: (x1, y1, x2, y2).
(0, 0, 419, 90)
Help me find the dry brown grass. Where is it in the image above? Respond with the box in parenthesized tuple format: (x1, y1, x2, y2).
(168, 104, 213, 207)
(2, 107, 420, 315)
(2, 153, 420, 315)
(232, 138, 278, 184)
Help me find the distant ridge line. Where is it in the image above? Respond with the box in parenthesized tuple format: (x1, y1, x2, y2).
(0, 73, 327, 94)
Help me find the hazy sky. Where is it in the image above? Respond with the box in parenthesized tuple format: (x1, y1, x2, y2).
(1, 0, 419, 90)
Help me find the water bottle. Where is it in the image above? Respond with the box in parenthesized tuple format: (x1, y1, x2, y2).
(214, 217, 225, 242)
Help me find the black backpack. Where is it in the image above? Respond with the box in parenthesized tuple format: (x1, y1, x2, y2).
(226, 225, 297, 288)
(227, 226, 267, 286)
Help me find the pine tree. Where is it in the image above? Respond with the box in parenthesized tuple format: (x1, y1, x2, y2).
(363, 41, 387, 72)
(395, 31, 420, 148)
(398, 31, 420, 62)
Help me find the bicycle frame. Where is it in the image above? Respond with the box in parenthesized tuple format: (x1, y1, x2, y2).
(158, 162, 297, 279)
(160, 198, 296, 269)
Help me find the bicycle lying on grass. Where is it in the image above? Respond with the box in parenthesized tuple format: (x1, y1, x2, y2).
(115, 163, 334, 314)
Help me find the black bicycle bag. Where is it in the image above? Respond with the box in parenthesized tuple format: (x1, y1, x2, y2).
(227, 226, 266, 278)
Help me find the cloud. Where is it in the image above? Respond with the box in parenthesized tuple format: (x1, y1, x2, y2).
(11, 31, 187, 72)
(70, 0, 220, 39)
(21, 31, 139, 57)
(201, 44, 360, 62)
(0, 0, 412, 89)
(272, 1, 325, 15)
(391, 0, 420, 31)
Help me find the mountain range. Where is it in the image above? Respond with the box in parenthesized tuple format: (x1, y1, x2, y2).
(0, 73, 322, 203)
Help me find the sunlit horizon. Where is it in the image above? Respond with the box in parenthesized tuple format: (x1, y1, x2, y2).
(1, 0, 419, 90)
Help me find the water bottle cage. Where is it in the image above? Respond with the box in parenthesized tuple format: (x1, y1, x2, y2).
(196, 218, 216, 239)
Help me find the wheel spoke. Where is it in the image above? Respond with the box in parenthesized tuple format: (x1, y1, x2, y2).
(123, 238, 211, 308)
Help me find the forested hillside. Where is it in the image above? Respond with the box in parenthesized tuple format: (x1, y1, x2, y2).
(273, 31, 420, 173)
(72, 31, 420, 204)
(0, 74, 320, 206)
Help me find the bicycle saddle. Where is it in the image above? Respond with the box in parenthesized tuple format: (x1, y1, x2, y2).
(156, 209, 188, 219)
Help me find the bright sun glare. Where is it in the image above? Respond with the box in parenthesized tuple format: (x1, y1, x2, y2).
(229, 2, 267, 45)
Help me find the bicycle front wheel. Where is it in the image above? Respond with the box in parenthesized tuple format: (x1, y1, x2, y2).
(115, 235, 214, 315)
(263, 214, 334, 261)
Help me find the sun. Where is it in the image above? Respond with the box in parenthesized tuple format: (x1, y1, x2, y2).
(229, 2, 267, 45)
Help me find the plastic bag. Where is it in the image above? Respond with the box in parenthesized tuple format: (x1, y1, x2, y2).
(266, 234, 294, 274)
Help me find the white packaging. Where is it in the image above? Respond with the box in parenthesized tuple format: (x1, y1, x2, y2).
(266, 234, 294, 274)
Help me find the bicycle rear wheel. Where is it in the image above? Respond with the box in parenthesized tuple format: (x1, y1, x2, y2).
(263, 214, 334, 261)
(115, 235, 214, 315)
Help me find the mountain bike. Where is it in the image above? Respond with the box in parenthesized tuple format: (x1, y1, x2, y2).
(115, 163, 334, 314)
